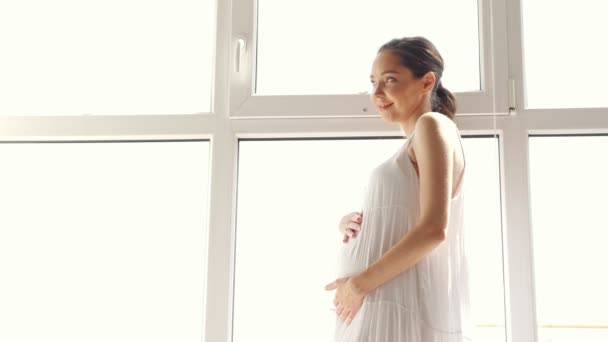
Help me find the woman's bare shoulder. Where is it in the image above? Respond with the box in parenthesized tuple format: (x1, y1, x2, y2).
(415, 112, 459, 138)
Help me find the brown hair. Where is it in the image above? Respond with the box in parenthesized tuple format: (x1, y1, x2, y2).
(378, 37, 456, 120)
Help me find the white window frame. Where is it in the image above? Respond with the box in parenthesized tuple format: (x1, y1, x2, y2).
(229, 0, 510, 117)
(1, 0, 608, 342)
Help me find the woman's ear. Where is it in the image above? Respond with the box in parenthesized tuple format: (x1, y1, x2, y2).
(420, 71, 437, 94)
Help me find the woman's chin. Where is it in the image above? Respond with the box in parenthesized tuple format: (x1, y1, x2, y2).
(379, 110, 397, 122)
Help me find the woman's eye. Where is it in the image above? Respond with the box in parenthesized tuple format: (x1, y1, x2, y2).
(386, 77, 396, 83)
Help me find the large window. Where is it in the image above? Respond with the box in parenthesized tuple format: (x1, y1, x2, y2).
(2, 1, 608, 341)
(529, 135, 608, 342)
(0, 141, 210, 342)
(0, 0, 215, 115)
(233, 137, 505, 342)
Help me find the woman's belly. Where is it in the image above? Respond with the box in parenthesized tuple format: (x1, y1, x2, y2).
(336, 206, 409, 278)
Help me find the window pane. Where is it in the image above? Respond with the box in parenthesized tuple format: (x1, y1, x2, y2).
(0, 141, 210, 341)
(523, 1, 608, 108)
(530, 136, 608, 342)
(233, 137, 505, 342)
(256, 0, 480, 95)
(0, 1, 215, 115)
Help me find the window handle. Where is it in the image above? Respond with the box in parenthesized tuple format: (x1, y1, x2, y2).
(234, 36, 247, 73)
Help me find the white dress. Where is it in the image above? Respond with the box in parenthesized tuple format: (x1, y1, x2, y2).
(335, 131, 473, 342)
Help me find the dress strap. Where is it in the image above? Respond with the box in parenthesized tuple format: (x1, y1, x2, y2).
(406, 132, 415, 147)
(452, 132, 466, 199)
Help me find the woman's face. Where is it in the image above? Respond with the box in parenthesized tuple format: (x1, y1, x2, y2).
(369, 50, 433, 122)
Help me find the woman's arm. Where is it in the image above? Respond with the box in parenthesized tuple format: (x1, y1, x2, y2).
(351, 112, 457, 295)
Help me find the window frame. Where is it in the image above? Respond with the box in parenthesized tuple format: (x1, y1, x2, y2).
(1, 0, 608, 341)
(228, 0, 510, 117)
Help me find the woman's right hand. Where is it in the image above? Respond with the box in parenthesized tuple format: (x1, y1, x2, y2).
(339, 212, 363, 244)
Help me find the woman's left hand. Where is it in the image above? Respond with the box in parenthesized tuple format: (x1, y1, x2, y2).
(325, 277, 366, 325)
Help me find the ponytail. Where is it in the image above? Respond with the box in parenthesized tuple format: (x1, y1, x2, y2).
(433, 83, 456, 120)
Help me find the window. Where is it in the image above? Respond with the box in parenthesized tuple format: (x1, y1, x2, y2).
(529, 135, 608, 342)
(3, 1, 608, 341)
(0, 0, 215, 115)
(255, 0, 480, 95)
(522, 1, 608, 109)
(230, 0, 506, 116)
(0, 141, 210, 341)
(233, 137, 505, 342)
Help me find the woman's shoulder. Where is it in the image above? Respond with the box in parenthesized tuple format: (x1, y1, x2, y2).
(418, 111, 455, 124)
(415, 112, 459, 135)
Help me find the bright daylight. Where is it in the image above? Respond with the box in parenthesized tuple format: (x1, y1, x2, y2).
(0, 1, 606, 342)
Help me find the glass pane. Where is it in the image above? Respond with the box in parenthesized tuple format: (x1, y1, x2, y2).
(530, 136, 608, 342)
(0, 1, 215, 115)
(0, 141, 210, 341)
(523, 1, 608, 108)
(233, 137, 505, 342)
(256, 0, 480, 95)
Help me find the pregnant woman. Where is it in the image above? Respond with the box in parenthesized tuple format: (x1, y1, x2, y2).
(325, 36, 473, 342)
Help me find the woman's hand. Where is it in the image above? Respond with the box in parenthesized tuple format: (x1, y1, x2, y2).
(325, 277, 366, 325)
(339, 212, 363, 243)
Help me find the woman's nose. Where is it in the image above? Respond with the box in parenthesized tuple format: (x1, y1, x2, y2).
(372, 83, 383, 96)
